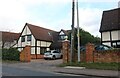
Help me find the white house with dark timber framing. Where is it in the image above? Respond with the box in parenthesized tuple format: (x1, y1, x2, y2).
(100, 8, 120, 48)
(17, 23, 59, 59)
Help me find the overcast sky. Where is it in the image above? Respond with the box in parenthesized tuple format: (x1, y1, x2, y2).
(0, 0, 119, 37)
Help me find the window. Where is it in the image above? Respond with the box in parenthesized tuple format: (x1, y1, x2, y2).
(53, 51, 59, 53)
(21, 36, 25, 42)
(59, 35, 65, 40)
(117, 42, 120, 45)
(40, 48, 46, 55)
(27, 35, 32, 41)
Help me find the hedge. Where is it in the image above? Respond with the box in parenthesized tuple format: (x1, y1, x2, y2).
(2, 48, 20, 61)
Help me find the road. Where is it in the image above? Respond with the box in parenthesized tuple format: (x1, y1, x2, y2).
(2, 65, 94, 78)
(2, 59, 103, 78)
(2, 65, 61, 76)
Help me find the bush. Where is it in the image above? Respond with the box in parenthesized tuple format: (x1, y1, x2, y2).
(2, 48, 20, 61)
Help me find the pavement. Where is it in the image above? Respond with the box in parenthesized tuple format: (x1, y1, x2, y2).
(54, 66, 119, 78)
(2, 59, 120, 78)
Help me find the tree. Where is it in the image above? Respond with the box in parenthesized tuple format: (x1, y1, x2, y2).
(68, 28, 101, 50)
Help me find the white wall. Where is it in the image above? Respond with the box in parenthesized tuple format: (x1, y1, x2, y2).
(17, 25, 35, 53)
(111, 31, 119, 40)
(31, 35, 35, 46)
(46, 42, 51, 47)
(59, 31, 65, 35)
(37, 41, 40, 46)
(102, 32, 110, 41)
(119, 30, 120, 40)
(36, 41, 51, 54)
(18, 48, 23, 52)
(4, 42, 15, 48)
(37, 47, 40, 54)
(31, 47, 35, 54)
(41, 41, 46, 47)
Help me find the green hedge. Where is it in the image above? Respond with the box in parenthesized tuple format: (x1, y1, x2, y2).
(2, 48, 20, 61)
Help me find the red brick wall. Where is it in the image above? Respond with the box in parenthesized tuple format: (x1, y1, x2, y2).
(93, 50, 120, 63)
(62, 40, 70, 63)
(20, 45, 31, 62)
(70, 43, 120, 63)
(62, 42, 120, 63)
(86, 43, 94, 63)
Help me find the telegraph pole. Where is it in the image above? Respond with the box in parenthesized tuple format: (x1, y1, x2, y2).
(70, 0, 75, 63)
(76, 0, 80, 62)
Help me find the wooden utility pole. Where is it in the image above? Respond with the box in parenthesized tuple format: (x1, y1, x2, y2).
(70, 0, 75, 63)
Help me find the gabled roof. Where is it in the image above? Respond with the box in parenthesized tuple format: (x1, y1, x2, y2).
(59, 29, 71, 35)
(26, 23, 58, 42)
(99, 8, 120, 32)
(1, 31, 20, 42)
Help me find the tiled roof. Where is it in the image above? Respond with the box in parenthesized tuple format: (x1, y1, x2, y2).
(50, 41, 62, 49)
(26, 23, 58, 42)
(1, 31, 20, 42)
(99, 8, 120, 32)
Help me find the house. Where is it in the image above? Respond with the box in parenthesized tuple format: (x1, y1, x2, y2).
(0, 31, 20, 48)
(17, 23, 69, 59)
(50, 29, 71, 51)
(99, 8, 120, 48)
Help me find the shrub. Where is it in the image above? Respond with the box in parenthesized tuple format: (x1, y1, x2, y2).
(2, 48, 20, 61)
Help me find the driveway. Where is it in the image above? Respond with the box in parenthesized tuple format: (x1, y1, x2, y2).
(31, 59, 63, 67)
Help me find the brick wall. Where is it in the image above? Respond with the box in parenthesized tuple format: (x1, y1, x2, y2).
(86, 43, 94, 63)
(93, 50, 120, 63)
(62, 41, 120, 63)
(81, 44, 120, 63)
(62, 40, 70, 63)
(20, 45, 31, 62)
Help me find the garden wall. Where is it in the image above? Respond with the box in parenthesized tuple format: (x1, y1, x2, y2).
(93, 50, 120, 63)
(62, 42, 120, 63)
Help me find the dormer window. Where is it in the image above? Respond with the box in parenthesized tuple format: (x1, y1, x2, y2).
(59, 30, 66, 40)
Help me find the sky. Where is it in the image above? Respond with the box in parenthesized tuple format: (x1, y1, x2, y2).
(0, 0, 119, 37)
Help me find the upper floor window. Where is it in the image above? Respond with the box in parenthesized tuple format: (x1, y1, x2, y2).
(27, 35, 32, 41)
(21, 36, 25, 42)
(59, 35, 65, 40)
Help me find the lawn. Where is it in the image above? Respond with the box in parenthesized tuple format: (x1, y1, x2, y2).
(58, 62, 120, 70)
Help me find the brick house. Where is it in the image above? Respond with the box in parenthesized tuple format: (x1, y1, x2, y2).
(17, 23, 69, 59)
(0, 31, 20, 48)
(100, 8, 120, 48)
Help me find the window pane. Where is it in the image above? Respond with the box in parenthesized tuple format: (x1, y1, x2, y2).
(27, 35, 31, 41)
(40, 48, 46, 55)
(21, 36, 25, 42)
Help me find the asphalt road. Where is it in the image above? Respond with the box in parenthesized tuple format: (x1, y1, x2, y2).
(2, 65, 98, 78)
(2, 65, 61, 76)
(2, 59, 103, 78)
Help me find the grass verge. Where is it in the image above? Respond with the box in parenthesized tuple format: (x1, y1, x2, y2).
(58, 62, 120, 70)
